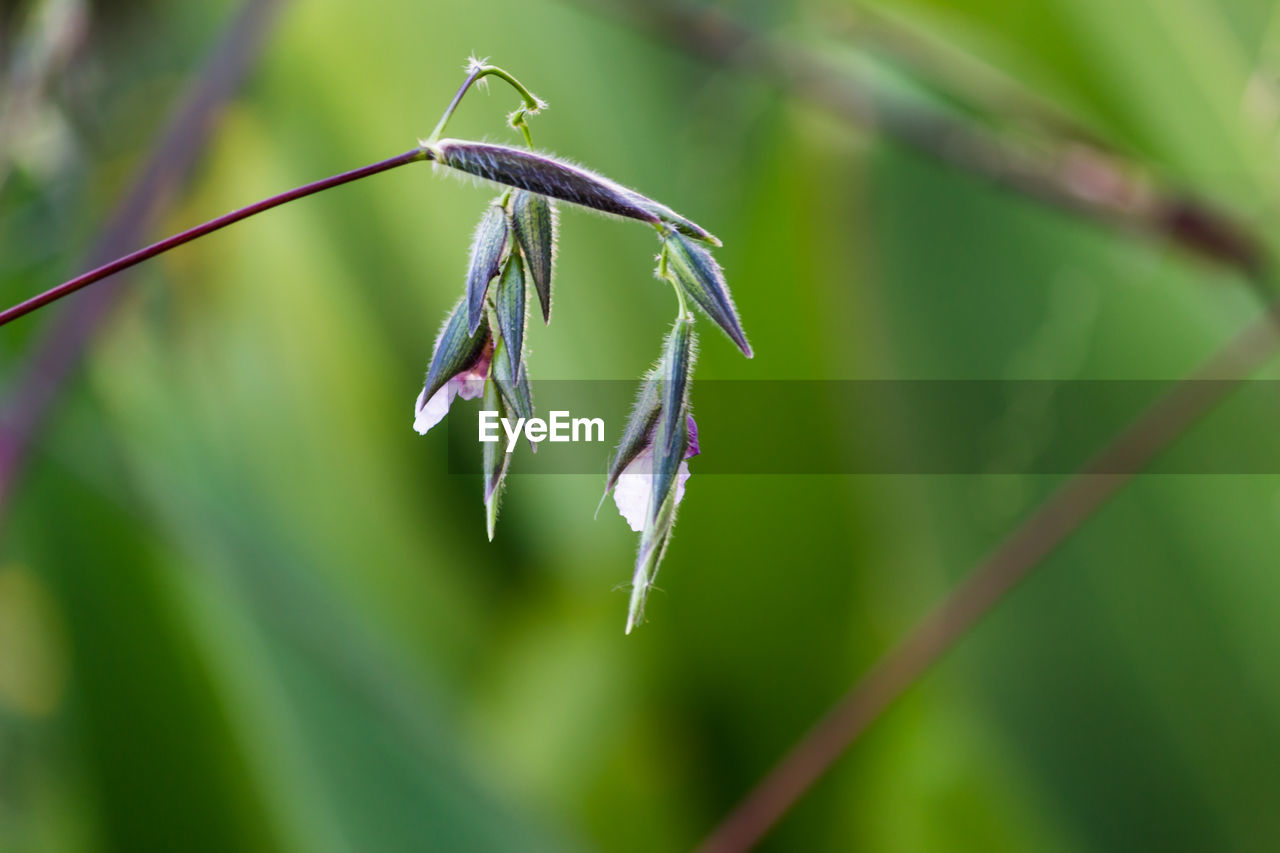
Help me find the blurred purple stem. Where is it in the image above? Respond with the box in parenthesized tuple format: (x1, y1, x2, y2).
(0, 0, 286, 519)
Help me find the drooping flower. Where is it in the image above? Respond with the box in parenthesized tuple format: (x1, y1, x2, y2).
(414, 298, 493, 436)
(600, 316, 698, 632)
(415, 187, 545, 539)
(612, 414, 700, 532)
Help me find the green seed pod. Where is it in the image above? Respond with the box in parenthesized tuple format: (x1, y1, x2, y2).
(482, 377, 511, 541)
(510, 191, 557, 324)
(493, 251, 527, 384)
(649, 317, 695, 525)
(466, 202, 508, 334)
(627, 487, 678, 634)
(663, 232, 752, 358)
(491, 327, 534, 426)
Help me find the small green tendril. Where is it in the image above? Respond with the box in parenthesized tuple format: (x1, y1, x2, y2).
(425, 62, 545, 147)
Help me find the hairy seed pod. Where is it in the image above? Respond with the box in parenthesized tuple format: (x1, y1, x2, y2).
(628, 485, 677, 633)
(482, 378, 512, 541)
(510, 191, 557, 323)
(466, 202, 508, 334)
(663, 232, 752, 358)
(491, 327, 534, 425)
(433, 139, 664, 225)
(494, 251, 528, 383)
(650, 317, 695, 525)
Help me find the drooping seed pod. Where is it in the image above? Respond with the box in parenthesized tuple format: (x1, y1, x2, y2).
(466, 202, 508, 333)
(509, 191, 557, 324)
(662, 232, 752, 358)
(433, 139, 660, 224)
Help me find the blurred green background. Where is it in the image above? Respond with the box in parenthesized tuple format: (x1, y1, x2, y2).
(5, 0, 1280, 850)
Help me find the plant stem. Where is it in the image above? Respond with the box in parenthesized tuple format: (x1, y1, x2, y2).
(657, 242, 691, 318)
(2, 59, 548, 329)
(0, 146, 429, 328)
(426, 62, 544, 144)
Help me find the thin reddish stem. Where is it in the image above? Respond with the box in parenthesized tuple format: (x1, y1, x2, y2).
(0, 146, 428, 328)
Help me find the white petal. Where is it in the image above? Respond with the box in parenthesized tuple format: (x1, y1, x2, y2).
(612, 450, 652, 532)
(612, 447, 692, 532)
(413, 383, 456, 435)
(673, 459, 691, 505)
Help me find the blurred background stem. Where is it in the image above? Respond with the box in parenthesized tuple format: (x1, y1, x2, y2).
(0, 0, 286, 518)
(577, 0, 1272, 284)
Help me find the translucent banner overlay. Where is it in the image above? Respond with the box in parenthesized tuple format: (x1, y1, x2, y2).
(444, 380, 1280, 475)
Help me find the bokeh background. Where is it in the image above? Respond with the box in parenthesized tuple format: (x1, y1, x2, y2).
(5, 0, 1280, 850)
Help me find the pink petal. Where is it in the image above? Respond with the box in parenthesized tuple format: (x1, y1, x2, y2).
(459, 342, 494, 400)
(454, 367, 488, 401)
